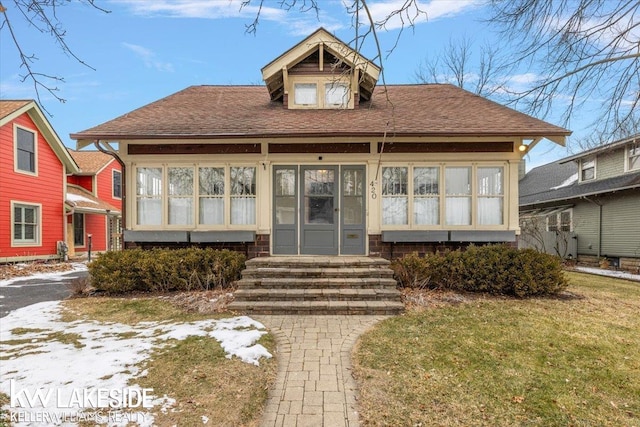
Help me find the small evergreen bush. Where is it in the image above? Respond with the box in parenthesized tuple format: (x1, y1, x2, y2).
(391, 245, 568, 297)
(88, 248, 245, 294)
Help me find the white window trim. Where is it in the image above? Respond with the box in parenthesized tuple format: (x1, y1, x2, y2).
(13, 124, 38, 176)
(112, 169, 122, 199)
(133, 164, 258, 230)
(625, 141, 640, 172)
(10, 201, 42, 247)
(288, 76, 354, 109)
(579, 157, 596, 182)
(380, 163, 507, 230)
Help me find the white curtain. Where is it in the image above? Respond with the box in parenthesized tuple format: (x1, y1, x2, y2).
(478, 197, 503, 225)
(168, 198, 193, 225)
(325, 83, 348, 106)
(199, 198, 224, 225)
(383, 197, 408, 225)
(294, 83, 317, 105)
(137, 199, 161, 225)
(414, 197, 439, 225)
(445, 197, 471, 225)
(231, 197, 256, 225)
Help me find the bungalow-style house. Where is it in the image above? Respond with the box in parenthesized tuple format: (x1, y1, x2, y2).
(0, 100, 79, 263)
(66, 150, 122, 257)
(70, 29, 570, 259)
(519, 134, 640, 273)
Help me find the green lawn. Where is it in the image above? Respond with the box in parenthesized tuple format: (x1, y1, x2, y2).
(354, 272, 640, 426)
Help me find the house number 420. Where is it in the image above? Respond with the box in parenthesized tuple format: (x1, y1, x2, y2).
(370, 181, 377, 199)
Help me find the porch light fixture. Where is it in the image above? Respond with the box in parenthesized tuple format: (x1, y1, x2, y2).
(518, 142, 528, 152)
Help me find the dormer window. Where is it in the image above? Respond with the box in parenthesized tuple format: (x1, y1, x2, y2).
(294, 83, 317, 106)
(627, 140, 640, 171)
(580, 158, 595, 181)
(325, 83, 349, 108)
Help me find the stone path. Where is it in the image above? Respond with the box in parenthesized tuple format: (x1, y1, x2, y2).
(257, 315, 388, 427)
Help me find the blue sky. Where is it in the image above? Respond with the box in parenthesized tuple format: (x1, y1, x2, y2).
(1, 0, 587, 169)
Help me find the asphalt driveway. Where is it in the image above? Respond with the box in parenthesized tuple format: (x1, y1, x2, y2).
(0, 270, 88, 318)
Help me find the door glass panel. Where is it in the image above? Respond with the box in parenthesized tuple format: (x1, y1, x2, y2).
(275, 169, 296, 225)
(304, 169, 334, 224)
(343, 168, 364, 225)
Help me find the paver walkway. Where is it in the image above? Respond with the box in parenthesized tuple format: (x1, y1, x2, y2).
(257, 315, 388, 427)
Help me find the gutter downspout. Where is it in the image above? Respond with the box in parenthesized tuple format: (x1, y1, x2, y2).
(94, 140, 126, 246)
(582, 196, 603, 259)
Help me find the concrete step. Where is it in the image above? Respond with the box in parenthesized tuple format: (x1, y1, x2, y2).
(244, 256, 391, 269)
(227, 300, 405, 315)
(234, 287, 402, 302)
(236, 277, 398, 289)
(242, 267, 394, 279)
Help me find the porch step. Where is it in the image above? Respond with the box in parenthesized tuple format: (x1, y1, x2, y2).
(228, 256, 404, 315)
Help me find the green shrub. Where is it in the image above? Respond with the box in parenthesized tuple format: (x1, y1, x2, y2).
(88, 248, 246, 294)
(391, 245, 568, 297)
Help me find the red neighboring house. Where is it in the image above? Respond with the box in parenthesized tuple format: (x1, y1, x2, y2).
(0, 100, 79, 263)
(66, 150, 122, 256)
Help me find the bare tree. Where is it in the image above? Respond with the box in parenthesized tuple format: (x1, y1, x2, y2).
(414, 36, 508, 98)
(0, 0, 108, 113)
(488, 0, 640, 144)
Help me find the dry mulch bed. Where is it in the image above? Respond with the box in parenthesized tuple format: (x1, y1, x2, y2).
(0, 261, 74, 281)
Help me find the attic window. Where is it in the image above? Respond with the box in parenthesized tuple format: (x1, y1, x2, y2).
(294, 83, 317, 106)
(325, 83, 348, 108)
(628, 140, 640, 171)
(580, 158, 595, 181)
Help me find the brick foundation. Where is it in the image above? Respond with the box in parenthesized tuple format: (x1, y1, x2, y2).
(124, 234, 271, 259)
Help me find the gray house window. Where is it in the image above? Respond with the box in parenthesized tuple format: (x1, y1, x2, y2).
(628, 141, 640, 171)
(580, 158, 595, 181)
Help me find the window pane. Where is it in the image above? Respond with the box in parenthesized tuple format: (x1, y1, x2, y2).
(24, 225, 35, 240)
(17, 150, 34, 172)
(199, 167, 224, 195)
(24, 207, 35, 223)
(477, 167, 503, 195)
(343, 169, 363, 196)
(414, 198, 439, 225)
(275, 169, 296, 196)
(14, 224, 22, 240)
(199, 198, 224, 225)
(14, 206, 22, 222)
(137, 199, 162, 225)
(17, 128, 34, 151)
(231, 197, 256, 224)
(325, 83, 348, 107)
(294, 83, 317, 105)
(169, 198, 193, 225)
(382, 167, 407, 195)
(113, 171, 122, 198)
(446, 197, 471, 225)
(343, 197, 363, 225)
(560, 211, 572, 231)
(74, 213, 84, 245)
(414, 167, 439, 195)
(275, 196, 296, 225)
(168, 167, 193, 196)
(16, 128, 35, 172)
(478, 197, 503, 225)
(137, 168, 162, 196)
(446, 167, 471, 195)
(231, 167, 256, 195)
(383, 197, 408, 225)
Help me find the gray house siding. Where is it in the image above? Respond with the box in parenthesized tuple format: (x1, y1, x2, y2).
(594, 149, 625, 180)
(573, 201, 599, 256)
(601, 192, 640, 258)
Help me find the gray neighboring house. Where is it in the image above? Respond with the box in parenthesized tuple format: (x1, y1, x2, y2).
(519, 134, 640, 273)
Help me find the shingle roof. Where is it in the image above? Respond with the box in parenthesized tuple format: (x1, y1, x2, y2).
(520, 159, 640, 207)
(69, 150, 114, 175)
(71, 84, 570, 141)
(0, 100, 31, 119)
(66, 185, 120, 214)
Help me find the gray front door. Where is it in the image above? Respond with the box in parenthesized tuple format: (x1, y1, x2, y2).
(301, 166, 339, 255)
(273, 166, 298, 254)
(341, 166, 366, 255)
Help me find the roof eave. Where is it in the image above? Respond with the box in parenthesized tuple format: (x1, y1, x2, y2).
(520, 183, 640, 207)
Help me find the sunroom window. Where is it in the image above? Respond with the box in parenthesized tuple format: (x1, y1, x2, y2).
(477, 167, 504, 225)
(445, 167, 471, 225)
(199, 167, 225, 225)
(413, 167, 439, 225)
(382, 167, 408, 225)
(136, 167, 162, 225)
(230, 167, 256, 225)
(168, 167, 194, 225)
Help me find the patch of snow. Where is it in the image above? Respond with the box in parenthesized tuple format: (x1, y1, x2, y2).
(1, 301, 271, 425)
(67, 193, 98, 204)
(574, 266, 640, 282)
(202, 415, 209, 424)
(0, 263, 88, 288)
(550, 172, 578, 190)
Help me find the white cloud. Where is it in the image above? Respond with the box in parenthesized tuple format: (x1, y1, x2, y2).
(113, 0, 285, 21)
(368, 0, 483, 30)
(122, 42, 174, 72)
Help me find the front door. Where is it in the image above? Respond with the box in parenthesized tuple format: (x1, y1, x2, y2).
(272, 165, 366, 255)
(301, 166, 338, 255)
